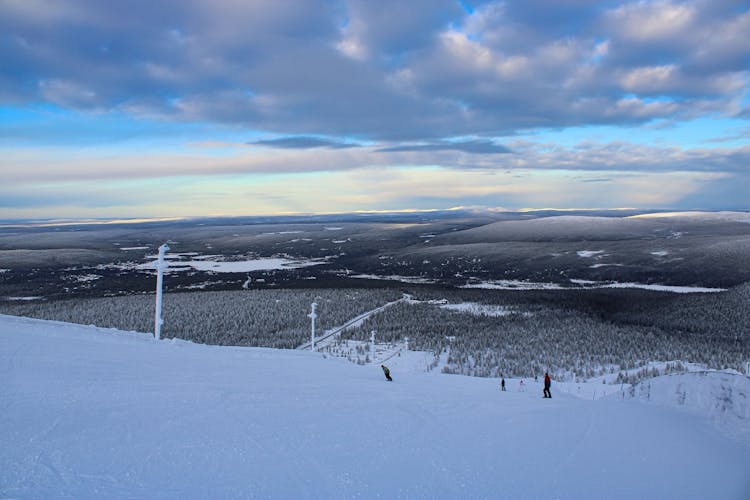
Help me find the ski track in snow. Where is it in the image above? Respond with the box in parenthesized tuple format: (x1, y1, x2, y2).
(1, 314, 749, 499)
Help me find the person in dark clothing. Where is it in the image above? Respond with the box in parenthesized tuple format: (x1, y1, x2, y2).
(543, 372, 552, 398)
(381, 364, 392, 381)
(500, 375, 506, 391)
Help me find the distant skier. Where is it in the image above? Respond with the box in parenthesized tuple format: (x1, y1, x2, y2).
(500, 375, 506, 391)
(518, 379, 525, 392)
(543, 372, 552, 398)
(381, 364, 392, 382)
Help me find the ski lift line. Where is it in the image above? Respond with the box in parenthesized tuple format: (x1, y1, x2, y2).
(372, 346, 405, 365)
(296, 294, 408, 350)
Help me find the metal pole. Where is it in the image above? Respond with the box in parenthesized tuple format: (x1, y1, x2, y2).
(154, 243, 169, 340)
(404, 336, 409, 363)
(309, 302, 318, 351)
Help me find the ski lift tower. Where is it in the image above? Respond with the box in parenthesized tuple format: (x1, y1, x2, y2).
(370, 330, 376, 362)
(154, 243, 169, 340)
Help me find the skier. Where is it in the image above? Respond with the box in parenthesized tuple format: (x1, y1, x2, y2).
(518, 379, 525, 392)
(381, 364, 393, 381)
(543, 372, 552, 398)
(500, 375, 506, 391)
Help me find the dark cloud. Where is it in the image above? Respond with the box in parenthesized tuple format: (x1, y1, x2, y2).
(248, 136, 361, 149)
(0, 0, 747, 140)
(376, 139, 512, 154)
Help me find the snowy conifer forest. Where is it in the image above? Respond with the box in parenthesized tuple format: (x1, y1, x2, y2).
(0, 289, 402, 349)
(2, 283, 748, 382)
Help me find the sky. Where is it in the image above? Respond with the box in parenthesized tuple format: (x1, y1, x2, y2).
(1, 0, 749, 219)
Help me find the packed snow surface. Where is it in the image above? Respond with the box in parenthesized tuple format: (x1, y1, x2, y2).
(1, 315, 748, 499)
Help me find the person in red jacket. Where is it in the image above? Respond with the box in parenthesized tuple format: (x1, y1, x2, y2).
(543, 372, 552, 398)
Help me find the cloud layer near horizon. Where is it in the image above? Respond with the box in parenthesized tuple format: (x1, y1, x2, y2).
(0, 0, 748, 216)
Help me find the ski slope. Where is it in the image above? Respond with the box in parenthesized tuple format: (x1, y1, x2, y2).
(1, 314, 749, 499)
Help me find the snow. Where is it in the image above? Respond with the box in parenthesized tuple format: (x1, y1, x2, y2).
(440, 302, 520, 317)
(598, 282, 726, 293)
(461, 279, 565, 290)
(1, 314, 749, 499)
(631, 211, 750, 223)
(119, 246, 149, 251)
(349, 273, 439, 284)
(74, 274, 101, 282)
(566, 279, 726, 293)
(577, 250, 605, 258)
(620, 371, 750, 443)
(4, 296, 44, 301)
(137, 257, 326, 273)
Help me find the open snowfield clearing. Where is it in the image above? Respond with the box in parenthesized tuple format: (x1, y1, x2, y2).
(1, 315, 748, 499)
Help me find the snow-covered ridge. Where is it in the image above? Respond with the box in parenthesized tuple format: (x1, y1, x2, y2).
(630, 211, 750, 223)
(2, 315, 749, 499)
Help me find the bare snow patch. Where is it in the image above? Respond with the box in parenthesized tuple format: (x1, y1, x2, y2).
(349, 274, 439, 284)
(440, 302, 526, 317)
(160, 258, 325, 273)
(127, 253, 329, 274)
(75, 274, 102, 282)
(577, 250, 605, 258)
(462, 280, 565, 290)
(599, 282, 725, 293)
(569, 279, 725, 293)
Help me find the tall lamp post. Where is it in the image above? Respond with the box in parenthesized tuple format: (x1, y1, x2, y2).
(154, 243, 169, 340)
(309, 302, 318, 351)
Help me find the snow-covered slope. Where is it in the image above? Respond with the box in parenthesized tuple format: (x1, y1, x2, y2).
(1, 314, 749, 499)
(622, 371, 750, 442)
(435, 216, 665, 243)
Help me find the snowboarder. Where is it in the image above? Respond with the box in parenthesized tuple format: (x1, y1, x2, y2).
(381, 364, 392, 381)
(543, 372, 552, 398)
(500, 375, 506, 391)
